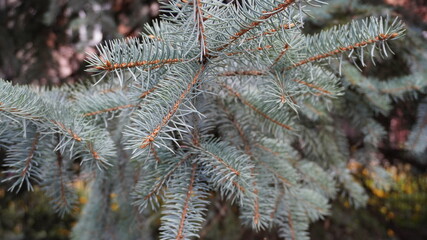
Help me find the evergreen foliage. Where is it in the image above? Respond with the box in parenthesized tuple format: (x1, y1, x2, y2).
(1, 0, 424, 239)
(307, 0, 427, 164)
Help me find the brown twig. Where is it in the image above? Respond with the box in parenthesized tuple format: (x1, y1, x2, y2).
(83, 104, 136, 117)
(21, 132, 40, 177)
(222, 84, 293, 130)
(284, 33, 400, 71)
(94, 58, 184, 71)
(140, 65, 206, 148)
(292, 79, 332, 95)
(176, 163, 198, 240)
(215, 0, 296, 52)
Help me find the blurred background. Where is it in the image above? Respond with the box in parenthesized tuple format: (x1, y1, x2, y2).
(0, 0, 426, 239)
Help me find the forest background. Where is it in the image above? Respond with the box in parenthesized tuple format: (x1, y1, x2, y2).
(0, 0, 426, 239)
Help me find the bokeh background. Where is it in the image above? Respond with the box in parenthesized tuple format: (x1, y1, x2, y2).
(0, 0, 426, 239)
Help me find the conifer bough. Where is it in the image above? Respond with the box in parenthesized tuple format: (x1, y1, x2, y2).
(0, 0, 408, 239)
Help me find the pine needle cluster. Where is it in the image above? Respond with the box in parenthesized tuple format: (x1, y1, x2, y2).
(2, 0, 421, 239)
